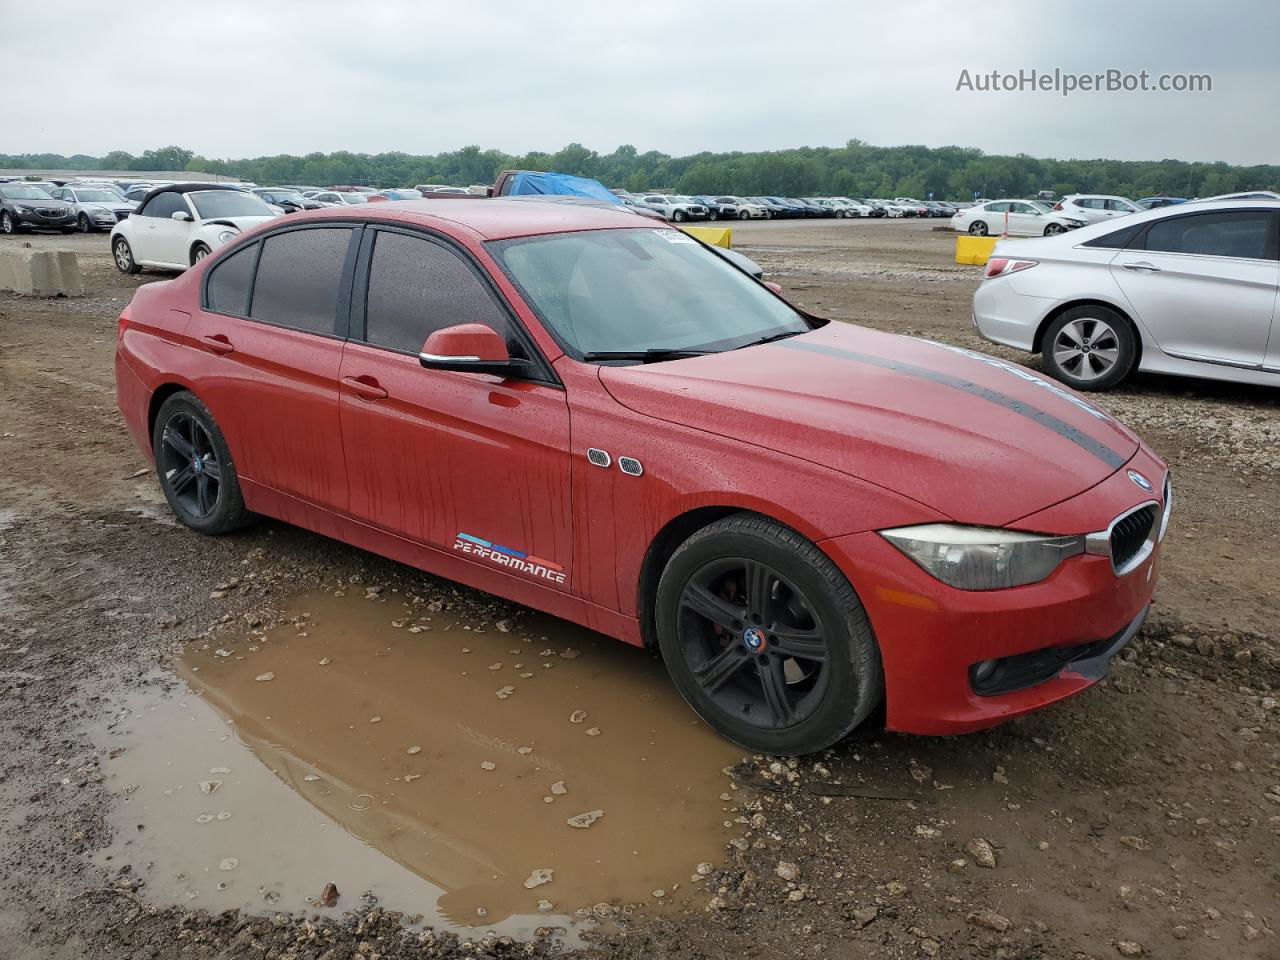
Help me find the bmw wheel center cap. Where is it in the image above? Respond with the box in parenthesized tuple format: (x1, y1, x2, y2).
(742, 626, 767, 652)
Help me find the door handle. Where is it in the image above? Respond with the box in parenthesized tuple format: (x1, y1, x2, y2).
(342, 376, 388, 400)
(1121, 261, 1161, 272)
(199, 335, 235, 355)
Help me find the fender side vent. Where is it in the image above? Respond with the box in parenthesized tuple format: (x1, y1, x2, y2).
(618, 457, 643, 477)
(586, 448, 611, 468)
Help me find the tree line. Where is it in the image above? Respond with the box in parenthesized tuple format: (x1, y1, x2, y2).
(3, 141, 1276, 200)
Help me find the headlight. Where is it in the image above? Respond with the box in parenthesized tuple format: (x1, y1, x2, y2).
(881, 524, 1083, 590)
(14, 204, 30, 213)
(217, 230, 237, 244)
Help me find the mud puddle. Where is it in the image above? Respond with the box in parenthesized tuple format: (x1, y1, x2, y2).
(96, 591, 743, 936)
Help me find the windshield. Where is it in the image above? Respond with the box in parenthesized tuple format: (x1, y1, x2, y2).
(189, 191, 274, 219)
(260, 190, 306, 204)
(2, 185, 54, 200)
(491, 228, 811, 360)
(74, 189, 120, 202)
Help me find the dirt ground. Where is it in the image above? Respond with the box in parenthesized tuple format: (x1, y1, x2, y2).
(1, 220, 1276, 960)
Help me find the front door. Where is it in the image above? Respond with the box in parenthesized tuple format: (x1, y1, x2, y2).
(1111, 209, 1279, 368)
(184, 224, 358, 512)
(337, 226, 574, 589)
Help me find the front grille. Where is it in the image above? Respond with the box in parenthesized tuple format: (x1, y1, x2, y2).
(116, 211, 130, 220)
(1110, 505, 1156, 571)
(36, 207, 67, 218)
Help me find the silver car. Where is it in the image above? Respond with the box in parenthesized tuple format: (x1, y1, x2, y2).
(973, 200, 1280, 391)
(49, 185, 137, 232)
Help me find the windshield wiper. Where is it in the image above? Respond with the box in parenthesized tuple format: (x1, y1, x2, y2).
(580, 349, 713, 363)
(736, 330, 806, 349)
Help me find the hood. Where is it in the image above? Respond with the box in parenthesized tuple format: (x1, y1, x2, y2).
(201, 215, 276, 230)
(598, 323, 1140, 527)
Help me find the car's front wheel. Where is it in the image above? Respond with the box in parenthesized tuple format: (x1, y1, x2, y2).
(152, 391, 251, 535)
(78, 213, 93, 233)
(1041, 306, 1137, 391)
(191, 242, 211, 264)
(112, 236, 141, 274)
(1, 211, 19, 235)
(738, 210, 749, 220)
(1044, 222, 1066, 236)
(968, 220, 988, 236)
(673, 210, 686, 222)
(656, 513, 883, 755)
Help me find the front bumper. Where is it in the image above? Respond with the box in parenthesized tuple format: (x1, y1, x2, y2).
(820, 451, 1167, 735)
(14, 209, 75, 228)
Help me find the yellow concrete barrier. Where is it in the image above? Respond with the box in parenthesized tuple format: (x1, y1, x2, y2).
(955, 235, 997, 266)
(682, 226, 732, 248)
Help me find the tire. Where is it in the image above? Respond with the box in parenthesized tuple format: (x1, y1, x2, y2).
(672, 210, 685, 222)
(708, 211, 719, 221)
(968, 220, 988, 236)
(738, 210, 749, 220)
(1, 211, 18, 235)
(191, 242, 211, 265)
(1041, 305, 1137, 391)
(655, 513, 883, 755)
(1044, 223, 1066, 236)
(152, 391, 252, 535)
(78, 213, 93, 233)
(112, 236, 141, 274)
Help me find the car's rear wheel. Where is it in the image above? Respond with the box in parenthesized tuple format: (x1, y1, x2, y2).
(738, 210, 749, 220)
(191, 242, 211, 264)
(1044, 222, 1066, 236)
(1041, 306, 1137, 391)
(77, 213, 93, 233)
(656, 513, 882, 755)
(152, 392, 251, 535)
(968, 220, 988, 236)
(113, 236, 141, 274)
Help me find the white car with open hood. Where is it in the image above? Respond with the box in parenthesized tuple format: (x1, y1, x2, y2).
(110, 184, 278, 273)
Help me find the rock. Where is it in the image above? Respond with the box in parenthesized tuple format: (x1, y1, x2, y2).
(214, 649, 233, 658)
(1171, 634, 1195, 649)
(523, 869, 553, 888)
(406, 745, 422, 755)
(652, 889, 665, 898)
(496, 686, 515, 699)
(255, 672, 274, 682)
(319, 882, 339, 907)
(488, 662, 502, 671)
(967, 910, 1011, 932)
(787, 889, 805, 901)
(1171, 925, 1189, 940)
(219, 858, 238, 871)
(909, 759, 932, 784)
(775, 861, 800, 882)
(992, 765, 1009, 785)
(496, 620, 513, 632)
(965, 837, 998, 868)
(199, 780, 222, 795)
(517, 746, 533, 755)
(696, 862, 714, 876)
(850, 906, 878, 928)
(550, 781, 567, 795)
(585, 727, 601, 736)
(537, 899, 554, 912)
(318, 658, 331, 666)
(560, 648, 581, 659)
(1120, 835, 1152, 850)
(566, 809, 604, 829)
(1115, 941, 1143, 957)
(592, 902, 614, 918)
(569, 710, 588, 724)
(480, 761, 496, 771)
(915, 824, 942, 839)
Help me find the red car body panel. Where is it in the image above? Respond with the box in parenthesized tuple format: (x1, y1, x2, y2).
(115, 200, 1169, 736)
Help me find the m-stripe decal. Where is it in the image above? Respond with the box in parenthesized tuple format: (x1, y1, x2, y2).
(777, 339, 1127, 469)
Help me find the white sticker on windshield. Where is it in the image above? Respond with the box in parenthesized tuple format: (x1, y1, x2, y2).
(655, 229, 696, 244)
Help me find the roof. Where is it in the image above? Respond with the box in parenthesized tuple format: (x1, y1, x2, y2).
(137, 182, 245, 206)
(283, 196, 657, 241)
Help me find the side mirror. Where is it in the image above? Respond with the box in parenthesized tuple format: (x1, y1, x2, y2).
(171, 210, 193, 222)
(419, 324, 529, 377)
(764, 281, 783, 295)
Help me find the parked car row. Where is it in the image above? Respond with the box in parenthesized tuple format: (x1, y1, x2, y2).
(614, 192, 976, 221)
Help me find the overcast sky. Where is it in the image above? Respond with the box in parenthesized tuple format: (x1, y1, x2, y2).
(10, 0, 1276, 165)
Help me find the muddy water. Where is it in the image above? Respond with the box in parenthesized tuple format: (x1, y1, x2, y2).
(98, 592, 743, 935)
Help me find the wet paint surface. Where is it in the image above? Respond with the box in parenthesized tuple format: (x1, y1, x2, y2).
(96, 591, 742, 933)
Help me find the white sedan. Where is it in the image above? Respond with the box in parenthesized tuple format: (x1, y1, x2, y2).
(952, 199, 1085, 237)
(973, 199, 1280, 391)
(110, 186, 278, 273)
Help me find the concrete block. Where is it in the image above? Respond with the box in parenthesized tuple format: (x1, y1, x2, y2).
(0, 245, 84, 296)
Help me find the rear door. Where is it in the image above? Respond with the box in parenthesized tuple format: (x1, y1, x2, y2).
(186, 223, 359, 511)
(337, 225, 573, 584)
(1111, 209, 1279, 367)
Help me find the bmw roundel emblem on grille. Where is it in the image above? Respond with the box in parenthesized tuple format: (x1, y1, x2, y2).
(1127, 470, 1153, 492)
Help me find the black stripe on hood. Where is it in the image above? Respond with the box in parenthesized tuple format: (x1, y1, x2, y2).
(777, 339, 1127, 469)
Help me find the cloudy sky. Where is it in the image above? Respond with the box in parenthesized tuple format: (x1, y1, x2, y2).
(10, 0, 1276, 165)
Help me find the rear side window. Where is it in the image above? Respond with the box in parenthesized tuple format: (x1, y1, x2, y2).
(1082, 225, 1140, 249)
(140, 192, 188, 218)
(250, 228, 353, 334)
(205, 244, 257, 316)
(363, 230, 514, 354)
(1141, 211, 1273, 259)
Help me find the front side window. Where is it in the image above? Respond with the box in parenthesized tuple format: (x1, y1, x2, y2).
(76, 189, 120, 202)
(1141, 211, 1273, 259)
(492, 228, 811, 359)
(140, 192, 189, 219)
(189, 191, 274, 219)
(364, 231, 515, 354)
(250, 228, 353, 334)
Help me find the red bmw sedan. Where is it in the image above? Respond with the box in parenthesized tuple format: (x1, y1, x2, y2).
(115, 200, 1170, 754)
